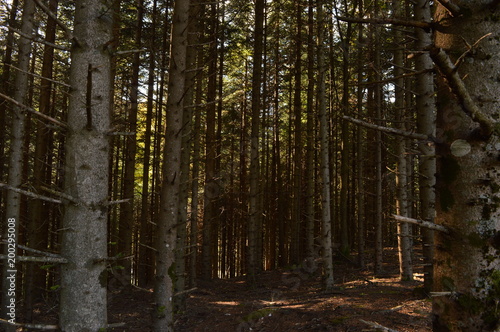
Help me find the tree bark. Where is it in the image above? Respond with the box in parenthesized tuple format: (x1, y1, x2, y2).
(59, 0, 113, 330)
(1, 0, 34, 330)
(152, 0, 190, 330)
(414, 0, 437, 293)
(433, 2, 500, 331)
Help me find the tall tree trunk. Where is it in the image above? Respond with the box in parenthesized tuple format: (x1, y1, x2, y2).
(248, 0, 265, 282)
(393, 0, 413, 281)
(290, 0, 303, 266)
(202, 3, 218, 280)
(59, 0, 113, 330)
(415, 0, 436, 293)
(1, 0, 35, 330)
(119, 0, 144, 283)
(432, 3, 500, 331)
(152, 0, 189, 330)
(25, 0, 59, 321)
(317, 0, 334, 291)
(138, 0, 158, 288)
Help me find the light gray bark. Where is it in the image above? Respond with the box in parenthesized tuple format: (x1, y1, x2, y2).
(415, 0, 436, 293)
(1, 0, 35, 330)
(152, 0, 190, 330)
(59, 1, 113, 331)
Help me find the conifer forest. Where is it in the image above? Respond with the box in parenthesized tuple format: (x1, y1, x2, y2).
(0, 0, 499, 331)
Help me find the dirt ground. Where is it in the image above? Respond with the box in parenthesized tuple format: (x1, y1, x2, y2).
(28, 248, 432, 331)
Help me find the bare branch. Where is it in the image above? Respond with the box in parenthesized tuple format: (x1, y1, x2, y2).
(40, 186, 78, 204)
(0, 92, 68, 129)
(391, 214, 450, 233)
(0, 183, 62, 204)
(343, 116, 429, 140)
(7, 63, 71, 88)
(429, 47, 495, 136)
(8, 26, 68, 51)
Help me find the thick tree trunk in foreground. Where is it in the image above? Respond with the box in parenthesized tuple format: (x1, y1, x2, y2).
(59, 0, 113, 330)
(153, 0, 190, 330)
(433, 3, 500, 331)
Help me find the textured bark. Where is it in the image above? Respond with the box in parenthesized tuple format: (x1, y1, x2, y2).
(1, 0, 34, 330)
(152, 0, 189, 330)
(433, 2, 500, 331)
(59, 1, 113, 330)
(414, 0, 436, 292)
(317, 1, 334, 291)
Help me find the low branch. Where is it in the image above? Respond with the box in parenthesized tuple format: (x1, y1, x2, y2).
(343, 116, 429, 140)
(436, 0, 462, 17)
(336, 16, 446, 32)
(40, 186, 78, 204)
(0, 318, 58, 330)
(7, 63, 71, 88)
(429, 47, 495, 137)
(173, 287, 198, 297)
(105, 198, 131, 206)
(8, 26, 68, 51)
(391, 214, 450, 233)
(3, 242, 62, 258)
(0, 93, 68, 129)
(0, 255, 68, 263)
(360, 320, 400, 332)
(0, 183, 62, 204)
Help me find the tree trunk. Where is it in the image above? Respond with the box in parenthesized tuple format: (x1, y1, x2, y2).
(152, 0, 189, 330)
(1, 0, 35, 330)
(248, 0, 265, 282)
(1, 6, 27, 332)
(414, 0, 436, 293)
(432, 3, 500, 331)
(59, 0, 113, 330)
(317, 0, 334, 291)
(393, 0, 413, 281)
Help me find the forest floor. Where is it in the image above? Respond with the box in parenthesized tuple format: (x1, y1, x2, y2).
(28, 247, 432, 331)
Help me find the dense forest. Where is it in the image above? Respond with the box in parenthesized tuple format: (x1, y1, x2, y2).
(0, 0, 499, 331)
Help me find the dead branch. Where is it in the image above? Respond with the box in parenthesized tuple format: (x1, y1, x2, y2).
(0, 183, 62, 204)
(391, 214, 450, 233)
(7, 63, 71, 88)
(8, 26, 68, 51)
(0, 92, 68, 129)
(429, 47, 495, 136)
(343, 116, 429, 140)
(40, 186, 78, 204)
(360, 319, 400, 332)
